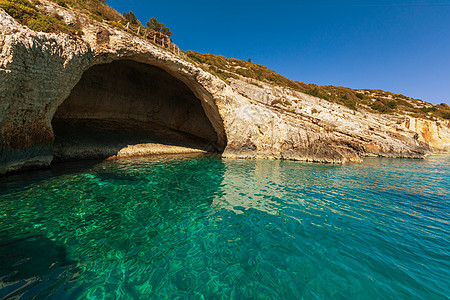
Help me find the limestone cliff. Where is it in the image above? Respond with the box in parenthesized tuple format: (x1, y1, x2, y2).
(403, 118, 450, 153)
(0, 1, 448, 175)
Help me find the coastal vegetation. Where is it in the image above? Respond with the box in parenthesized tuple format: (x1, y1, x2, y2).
(1, 0, 447, 120)
(51, 0, 122, 23)
(146, 17, 172, 37)
(122, 10, 139, 25)
(0, 0, 172, 39)
(0, 0, 78, 35)
(186, 51, 450, 120)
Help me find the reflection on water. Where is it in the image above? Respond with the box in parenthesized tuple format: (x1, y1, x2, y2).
(0, 155, 449, 298)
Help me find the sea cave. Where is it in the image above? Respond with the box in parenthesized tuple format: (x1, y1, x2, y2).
(51, 59, 225, 161)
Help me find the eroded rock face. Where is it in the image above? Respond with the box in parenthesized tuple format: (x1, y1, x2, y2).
(223, 79, 431, 162)
(0, 9, 92, 174)
(0, 6, 230, 174)
(0, 3, 446, 175)
(403, 118, 450, 152)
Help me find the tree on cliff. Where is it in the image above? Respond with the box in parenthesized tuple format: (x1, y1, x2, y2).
(147, 17, 172, 37)
(123, 11, 140, 25)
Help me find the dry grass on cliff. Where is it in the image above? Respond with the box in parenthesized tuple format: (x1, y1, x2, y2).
(186, 51, 450, 120)
(186, 51, 366, 112)
(0, 0, 78, 34)
(0, 0, 125, 36)
(0, 0, 123, 35)
(2, 0, 448, 120)
(51, 0, 123, 22)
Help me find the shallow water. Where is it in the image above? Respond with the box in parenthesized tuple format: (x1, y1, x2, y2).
(0, 155, 449, 299)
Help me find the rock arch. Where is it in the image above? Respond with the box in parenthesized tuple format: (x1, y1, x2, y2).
(51, 59, 227, 161)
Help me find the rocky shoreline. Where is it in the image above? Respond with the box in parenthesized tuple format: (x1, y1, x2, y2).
(1, 1, 449, 175)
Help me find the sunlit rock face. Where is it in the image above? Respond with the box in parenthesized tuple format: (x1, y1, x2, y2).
(403, 118, 450, 153)
(0, 9, 92, 174)
(222, 79, 432, 162)
(0, 2, 445, 175)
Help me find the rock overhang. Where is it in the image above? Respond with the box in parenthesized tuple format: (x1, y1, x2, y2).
(0, 7, 231, 174)
(1, 3, 448, 176)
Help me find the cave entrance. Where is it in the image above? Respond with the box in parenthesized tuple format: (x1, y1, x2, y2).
(52, 60, 221, 161)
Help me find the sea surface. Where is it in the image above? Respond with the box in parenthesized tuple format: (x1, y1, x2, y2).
(0, 155, 449, 299)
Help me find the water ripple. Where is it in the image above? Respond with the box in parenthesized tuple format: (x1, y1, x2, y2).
(0, 155, 449, 298)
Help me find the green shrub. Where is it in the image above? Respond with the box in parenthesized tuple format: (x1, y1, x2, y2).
(0, 0, 37, 22)
(216, 69, 238, 80)
(371, 99, 395, 113)
(209, 69, 238, 84)
(109, 20, 123, 28)
(52, 0, 123, 22)
(305, 87, 328, 99)
(88, 12, 102, 22)
(386, 100, 398, 109)
(340, 94, 358, 110)
(371, 100, 386, 113)
(441, 111, 450, 119)
(397, 99, 412, 107)
(0, 0, 77, 34)
(55, 0, 67, 7)
(421, 106, 437, 113)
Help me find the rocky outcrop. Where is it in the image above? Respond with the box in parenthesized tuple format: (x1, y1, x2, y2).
(0, 4, 230, 174)
(0, 2, 446, 175)
(223, 79, 433, 162)
(0, 8, 92, 174)
(403, 118, 450, 153)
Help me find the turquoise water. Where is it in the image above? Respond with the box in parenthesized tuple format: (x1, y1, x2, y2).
(0, 155, 449, 299)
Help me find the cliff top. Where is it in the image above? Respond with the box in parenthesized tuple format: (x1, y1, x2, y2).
(185, 51, 450, 121)
(2, 0, 448, 121)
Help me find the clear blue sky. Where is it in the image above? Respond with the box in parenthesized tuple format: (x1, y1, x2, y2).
(106, 0, 450, 104)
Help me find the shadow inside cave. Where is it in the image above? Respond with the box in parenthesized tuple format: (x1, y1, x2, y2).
(51, 59, 224, 162)
(52, 118, 217, 162)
